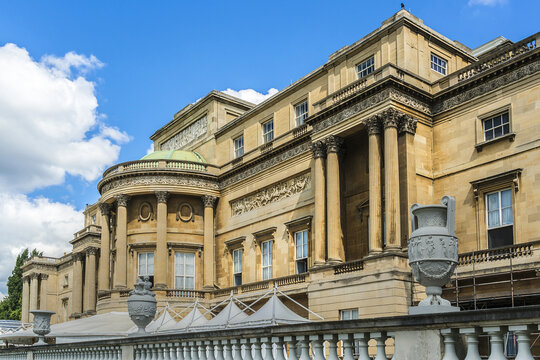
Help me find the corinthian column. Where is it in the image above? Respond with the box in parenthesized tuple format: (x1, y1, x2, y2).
(72, 252, 84, 317)
(311, 141, 326, 266)
(98, 203, 112, 292)
(114, 194, 130, 289)
(326, 135, 345, 263)
(383, 109, 401, 250)
(21, 276, 30, 322)
(39, 274, 48, 310)
(367, 116, 383, 254)
(202, 195, 217, 289)
(155, 191, 170, 289)
(29, 274, 39, 320)
(399, 115, 418, 245)
(84, 247, 98, 314)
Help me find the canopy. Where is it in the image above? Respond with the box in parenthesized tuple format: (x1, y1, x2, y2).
(191, 301, 248, 331)
(128, 308, 178, 334)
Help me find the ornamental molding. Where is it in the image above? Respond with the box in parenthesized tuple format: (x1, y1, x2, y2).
(115, 194, 131, 207)
(101, 174, 219, 194)
(310, 141, 326, 159)
(160, 116, 207, 151)
(325, 135, 344, 154)
(98, 203, 112, 217)
(201, 195, 218, 208)
(155, 191, 170, 204)
(381, 108, 401, 128)
(231, 173, 311, 216)
(433, 58, 540, 114)
(399, 115, 417, 134)
(220, 141, 311, 188)
(366, 116, 382, 135)
(86, 247, 99, 256)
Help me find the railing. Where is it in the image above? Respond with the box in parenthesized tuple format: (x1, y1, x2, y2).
(103, 159, 216, 178)
(274, 274, 307, 287)
(334, 259, 364, 275)
(166, 289, 206, 299)
(241, 280, 270, 293)
(458, 241, 537, 266)
(292, 124, 308, 138)
(332, 78, 367, 104)
(2, 306, 539, 359)
(457, 33, 538, 82)
(73, 224, 101, 239)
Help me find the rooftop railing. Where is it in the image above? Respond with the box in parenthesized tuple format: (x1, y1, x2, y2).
(102, 159, 219, 178)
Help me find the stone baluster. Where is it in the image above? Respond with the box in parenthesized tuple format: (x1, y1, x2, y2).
(198, 341, 207, 360)
(355, 333, 369, 360)
(205, 341, 214, 360)
(460, 328, 481, 360)
(214, 340, 224, 360)
(510, 325, 534, 360)
(134, 345, 141, 360)
(295, 336, 309, 360)
(162, 343, 170, 360)
(261, 338, 273, 360)
(171, 343, 180, 360)
(152, 344, 159, 360)
(338, 334, 354, 360)
(177, 343, 184, 360)
(371, 332, 388, 360)
(222, 340, 232, 360)
(117, 347, 123, 360)
(441, 329, 459, 360)
(387, 332, 396, 360)
(241, 339, 252, 360)
(273, 337, 286, 360)
(323, 335, 338, 360)
(140, 345, 148, 360)
(309, 335, 325, 360)
(191, 341, 200, 360)
(230, 340, 241, 360)
(283, 336, 297, 360)
(483, 326, 507, 360)
(183, 342, 192, 360)
(251, 338, 263, 360)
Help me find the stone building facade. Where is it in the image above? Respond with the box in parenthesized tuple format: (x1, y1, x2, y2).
(21, 10, 540, 324)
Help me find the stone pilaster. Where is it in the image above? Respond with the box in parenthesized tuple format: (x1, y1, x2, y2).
(21, 276, 30, 323)
(114, 194, 130, 289)
(98, 202, 112, 293)
(39, 274, 48, 311)
(382, 108, 401, 250)
(311, 141, 326, 266)
(154, 191, 170, 289)
(202, 195, 217, 289)
(398, 114, 418, 246)
(325, 135, 345, 263)
(29, 273, 39, 321)
(367, 115, 384, 254)
(71, 252, 84, 318)
(84, 247, 98, 314)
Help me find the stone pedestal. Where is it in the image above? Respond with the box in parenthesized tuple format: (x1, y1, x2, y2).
(393, 330, 442, 360)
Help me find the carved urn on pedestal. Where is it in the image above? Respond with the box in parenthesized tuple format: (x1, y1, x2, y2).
(128, 276, 157, 335)
(408, 195, 460, 314)
(30, 310, 55, 345)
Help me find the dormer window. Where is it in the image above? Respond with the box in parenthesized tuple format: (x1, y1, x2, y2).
(431, 53, 447, 75)
(356, 56, 374, 79)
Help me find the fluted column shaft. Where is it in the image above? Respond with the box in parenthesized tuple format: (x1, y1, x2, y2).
(29, 274, 39, 319)
(383, 112, 401, 249)
(98, 203, 112, 292)
(114, 195, 130, 289)
(312, 141, 326, 266)
(155, 191, 170, 289)
(326, 136, 345, 263)
(72, 253, 84, 316)
(39, 274, 48, 310)
(202, 195, 217, 289)
(84, 248, 97, 313)
(368, 117, 383, 253)
(21, 276, 30, 322)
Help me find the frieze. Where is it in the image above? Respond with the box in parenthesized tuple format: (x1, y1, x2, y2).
(231, 173, 311, 216)
(220, 142, 311, 188)
(101, 174, 219, 194)
(160, 116, 207, 151)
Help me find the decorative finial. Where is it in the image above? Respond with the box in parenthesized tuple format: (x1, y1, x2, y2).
(401, 3, 405, 9)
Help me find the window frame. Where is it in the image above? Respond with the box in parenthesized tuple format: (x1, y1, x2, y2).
(232, 248, 243, 286)
(294, 230, 308, 274)
(485, 188, 514, 249)
(174, 252, 196, 290)
(356, 56, 375, 79)
(430, 53, 447, 75)
(137, 252, 154, 277)
(261, 119, 274, 144)
(261, 240, 273, 280)
(294, 100, 309, 127)
(339, 308, 359, 320)
(233, 134, 244, 159)
(482, 111, 511, 142)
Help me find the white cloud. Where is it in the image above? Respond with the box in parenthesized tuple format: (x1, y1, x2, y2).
(146, 142, 155, 155)
(221, 88, 279, 105)
(0, 43, 129, 192)
(0, 193, 83, 293)
(468, 0, 506, 6)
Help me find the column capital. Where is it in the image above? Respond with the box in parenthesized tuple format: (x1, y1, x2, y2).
(40, 273, 49, 280)
(399, 114, 418, 135)
(381, 108, 401, 129)
(310, 141, 326, 159)
(98, 202, 112, 216)
(86, 247, 99, 256)
(155, 191, 170, 204)
(366, 116, 382, 135)
(115, 194, 130, 207)
(325, 135, 344, 154)
(72, 252, 85, 262)
(29, 273, 40, 280)
(201, 195, 218, 208)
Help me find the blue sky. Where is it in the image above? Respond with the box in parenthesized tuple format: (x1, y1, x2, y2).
(0, 0, 538, 294)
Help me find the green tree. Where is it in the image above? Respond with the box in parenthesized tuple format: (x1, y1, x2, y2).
(0, 248, 42, 320)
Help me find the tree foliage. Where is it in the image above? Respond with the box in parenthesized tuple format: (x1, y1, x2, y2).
(0, 248, 42, 321)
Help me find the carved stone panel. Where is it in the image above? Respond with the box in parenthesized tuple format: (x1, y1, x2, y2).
(160, 116, 207, 150)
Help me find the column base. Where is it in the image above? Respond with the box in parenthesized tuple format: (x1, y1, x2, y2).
(326, 258, 343, 265)
(70, 312, 82, 319)
(384, 245, 403, 252)
(310, 261, 328, 270)
(83, 310, 97, 316)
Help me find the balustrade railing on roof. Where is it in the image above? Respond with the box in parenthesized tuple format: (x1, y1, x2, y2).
(103, 159, 215, 178)
(166, 289, 206, 299)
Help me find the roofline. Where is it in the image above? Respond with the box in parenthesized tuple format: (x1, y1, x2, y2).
(150, 90, 255, 140)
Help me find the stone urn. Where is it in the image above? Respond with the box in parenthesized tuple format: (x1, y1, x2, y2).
(128, 276, 157, 335)
(30, 310, 55, 345)
(408, 195, 459, 314)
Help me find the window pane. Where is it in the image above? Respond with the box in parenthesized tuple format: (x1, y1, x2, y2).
(488, 226, 513, 248)
(487, 193, 499, 211)
(185, 277, 194, 290)
(503, 124, 509, 134)
(494, 126, 502, 137)
(485, 130, 494, 140)
(501, 189, 512, 207)
(484, 119, 492, 129)
(493, 116, 501, 127)
(488, 210, 500, 228)
(502, 208, 513, 225)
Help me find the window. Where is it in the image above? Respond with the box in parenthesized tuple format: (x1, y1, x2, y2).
(234, 135, 244, 158)
(262, 120, 274, 144)
(431, 54, 447, 75)
(62, 300, 68, 322)
(64, 274, 69, 287)
(294, 230, 308, 274)
(294, 101, 308, 126)
(91, 215, 97, 224)
(483, 112, 510, 141)
(175, 252, 195, 289)
(356, 56, 375, 79)
(261, 240, 273, 280)
(138, 252, 154, 285)
(486, 189, 513, 248)
(340, 308, 358, 320)
(232, 249, 243, 286)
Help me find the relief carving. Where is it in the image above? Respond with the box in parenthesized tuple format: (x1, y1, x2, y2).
(101, 175, 219, 194)
(231, 173, 311, 216)
(160, 116, 207, 151)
